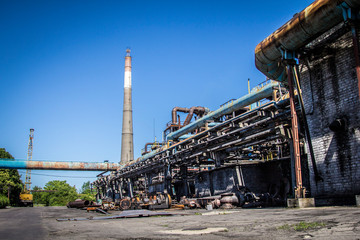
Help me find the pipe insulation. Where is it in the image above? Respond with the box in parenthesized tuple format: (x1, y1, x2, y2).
(255, 0, 360, 81)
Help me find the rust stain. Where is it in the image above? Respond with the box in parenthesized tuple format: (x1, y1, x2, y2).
(26, 160, 119, 171)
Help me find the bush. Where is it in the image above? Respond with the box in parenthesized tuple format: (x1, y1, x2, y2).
(77, 193, 96, 202)
(37, 180, 78, 206)
(0, 195, 9, 208)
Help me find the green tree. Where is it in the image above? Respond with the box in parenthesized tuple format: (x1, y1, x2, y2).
(32, 186, 46, 205)
(40, 180, 78, 206)
(0, 148, 23, 206)
(80, 181, 93, 194)
(78, 181, 96, 201)
(0, 195, 9, 208)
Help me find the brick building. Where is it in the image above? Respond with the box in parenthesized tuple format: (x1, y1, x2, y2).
(300, 22, 360, 204)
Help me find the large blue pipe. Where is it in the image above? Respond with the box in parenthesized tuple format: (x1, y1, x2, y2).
(255, 0, 360, 81)
(166, 81, 278, 140)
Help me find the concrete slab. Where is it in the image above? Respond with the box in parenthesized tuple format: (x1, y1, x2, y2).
(298, 198, 315, 208)
(159, 227, 228, 235)
(1, 206, 360, 239)
(287, 198, 315, 208)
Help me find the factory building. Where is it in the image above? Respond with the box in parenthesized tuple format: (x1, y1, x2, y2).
(255, 0, 360, 205)
(300, 21, 360, 204)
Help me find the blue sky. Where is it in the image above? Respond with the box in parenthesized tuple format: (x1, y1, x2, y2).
(0, 0, 312, 190)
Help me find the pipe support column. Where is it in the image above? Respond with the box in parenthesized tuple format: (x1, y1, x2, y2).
(287, 65, 305, 199)
(121, 49, 134, 165)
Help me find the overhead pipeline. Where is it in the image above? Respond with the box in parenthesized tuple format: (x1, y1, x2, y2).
(0, 159, 119, 171)
(117, 99, 286, 173)
(255, 0, 360, 81)
(166, 81, 278, 140)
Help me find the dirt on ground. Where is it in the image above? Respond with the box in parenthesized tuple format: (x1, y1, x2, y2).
(0, 206, 359, 240)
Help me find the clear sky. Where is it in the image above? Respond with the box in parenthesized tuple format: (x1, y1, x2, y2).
(0, 0, 313, 190)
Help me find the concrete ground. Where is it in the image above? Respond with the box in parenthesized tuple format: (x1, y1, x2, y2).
(0, 206, 359, 240)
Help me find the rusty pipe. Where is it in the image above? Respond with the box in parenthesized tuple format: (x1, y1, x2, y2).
(0, 159, 119, 171)
(171, 107, 190, 124)
(183, 107, 195, 126)
(67, 200, 91, 208)
(144, 142, 154, 153)
(287, 66, 304, 198)
(183, 107, 207, 126)
(144, 142, 164, 153)
(255, 0, 360, 81)
(292, 66, 322, 182)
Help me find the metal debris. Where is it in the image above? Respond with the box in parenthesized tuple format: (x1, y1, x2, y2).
(56, 210, 173, 221)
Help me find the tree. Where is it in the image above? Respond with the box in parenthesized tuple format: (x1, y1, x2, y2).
(78, 181, 96, 201)
(32, 186, 45, 205)
(0, 148, 23, 206)
(80, 181, 93, 194)
(40, 180, 78, 206)
(0, 195, 9, 208)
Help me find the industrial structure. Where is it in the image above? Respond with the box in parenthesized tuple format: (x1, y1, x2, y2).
(94, 78, 296, 208)
(0, 0, 359, 210)
(93, 0, 360, 209)
(19, 129, 34, 207)
(255, 0, 360, 205)
(120, 49, 134, 166)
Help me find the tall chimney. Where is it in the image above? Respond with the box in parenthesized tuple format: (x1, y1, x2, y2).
(120, 49, 134, 165)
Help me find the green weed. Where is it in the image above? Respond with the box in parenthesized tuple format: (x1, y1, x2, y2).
(277, 221, 326, 231)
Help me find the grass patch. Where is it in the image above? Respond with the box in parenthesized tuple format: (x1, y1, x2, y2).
(34, 204, 46, 207)
(277, 221, 326, 231)
(194, 212, 202, 215)
(277, 224, 291, 231)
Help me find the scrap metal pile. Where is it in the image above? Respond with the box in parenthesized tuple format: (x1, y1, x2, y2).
(93, 80, 299, 210)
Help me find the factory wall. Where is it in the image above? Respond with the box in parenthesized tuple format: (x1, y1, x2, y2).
(194, 161, 287, 198)
(149, 183, 164, 193)
(300, 22, 360, 202)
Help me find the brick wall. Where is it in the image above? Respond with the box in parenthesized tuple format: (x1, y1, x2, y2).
(300, 22, 360, 199)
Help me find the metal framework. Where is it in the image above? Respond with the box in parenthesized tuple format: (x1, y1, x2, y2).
(24, 129, 34, 193)
(94, 81, 304, 209)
